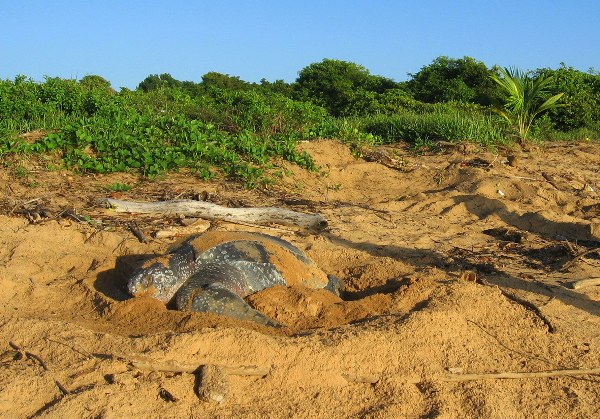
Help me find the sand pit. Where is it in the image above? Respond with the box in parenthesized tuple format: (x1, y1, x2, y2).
(1, 140, 599, 417)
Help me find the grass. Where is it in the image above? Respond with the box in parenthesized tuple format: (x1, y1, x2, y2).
(359, 109, 507, 147)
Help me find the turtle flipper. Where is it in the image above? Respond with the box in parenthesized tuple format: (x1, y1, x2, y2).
(325, 274, 343, 296)
(174, 263, 280, 327)
(175, 284, 280, 327)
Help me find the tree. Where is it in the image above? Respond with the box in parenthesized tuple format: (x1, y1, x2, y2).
(201, 72, 251, 90)
(295, 59, 398, 116)
(490, 67, 565, 142)
(137, 73, 182, 92)
(259, 78, 295, 97)
(79, 75, 113, 92)
(407, 56, 498, 105)
(534, 64, 600, 131)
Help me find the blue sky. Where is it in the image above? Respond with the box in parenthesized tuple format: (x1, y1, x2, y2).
(1, 1, 598, 89)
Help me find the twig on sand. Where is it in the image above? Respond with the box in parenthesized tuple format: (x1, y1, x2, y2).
(444, 367, 600, 382)
(127, 221, 148, 243)
(562, 247, 600, 272)
(500, 291, 555, 333)
(118, 353, 385, 388)
(119, 353, 271, 377)
(342, 372, 380, 384)
(476, 278, 556, 333)
(116, 353, 269, 403)
(43, 337, 95, 360)
(343, 367, 600, 385)
(498, 174, 540, 182)
(541, 172, 561, 190)
(9, 341, 70, 395)
(466, 320, 555, 366)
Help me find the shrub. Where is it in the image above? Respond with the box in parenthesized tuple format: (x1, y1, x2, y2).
(295, 59, 399, 116)
(0, 76, 322, 186)
(407, 56, 499, 105)
(535, 65, 600, 132)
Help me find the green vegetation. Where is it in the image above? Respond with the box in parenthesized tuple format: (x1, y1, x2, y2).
(535, 64, 600, 133)
(295, 59, 399, 117)
(0, 76, 323, 187)
(104, 182, 132, 192)
(359, 106, 505, 148)
(491, 67, 565, 142)
(1, 56, 598, 186)
(407, 56, 499, 106)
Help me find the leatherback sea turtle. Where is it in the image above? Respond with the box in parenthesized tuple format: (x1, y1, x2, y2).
(127, 231, 341, 326)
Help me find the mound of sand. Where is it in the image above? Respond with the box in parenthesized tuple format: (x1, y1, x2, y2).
(1, 140, 599, 417)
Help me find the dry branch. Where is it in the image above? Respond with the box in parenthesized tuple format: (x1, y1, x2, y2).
(152, 219, 211, 239)
(342, 372, 379, 384)
(444, 367, 600, 381)
(123, 354, 270, 377)
(9, 341, 70, 395)
(127, 221, 148, 243)
(476, 278, 555, 333)
(99, 198, 328, 230)
(562, 247, 600, 271)
(541, 172, 561, 190)
(122, 354, 382, 386)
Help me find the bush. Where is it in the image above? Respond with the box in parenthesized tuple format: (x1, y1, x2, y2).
(197, 88, 328, 136)
(535, 65, 600, 132)
(407, 56, 499, 105)
(295, 59, 399, 117)
(0, 76, 323, 186)
(3, 59, 597, 187)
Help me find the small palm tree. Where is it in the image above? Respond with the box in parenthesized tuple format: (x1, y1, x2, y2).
(490, 67, 564, 142)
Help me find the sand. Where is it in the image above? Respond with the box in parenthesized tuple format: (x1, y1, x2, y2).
(0, 139, 599, 418)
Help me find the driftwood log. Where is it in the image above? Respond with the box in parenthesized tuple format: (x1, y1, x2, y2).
(119, 355, 269, 403)
(153, 219, 212, 239)
(98, 198, 328, 230)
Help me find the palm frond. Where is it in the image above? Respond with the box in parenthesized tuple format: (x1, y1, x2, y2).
(490, 66, 565, 142)
(536, 92, 565, 114)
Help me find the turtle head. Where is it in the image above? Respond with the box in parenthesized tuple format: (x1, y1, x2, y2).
(127, 262, 182, 303)
(128, 244, 197, 303)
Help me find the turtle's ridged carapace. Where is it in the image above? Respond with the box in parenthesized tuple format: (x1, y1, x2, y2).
(184, 231, 329, 290)
(126, 231, 339, 325)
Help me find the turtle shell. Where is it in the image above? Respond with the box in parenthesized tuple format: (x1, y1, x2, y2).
(128, 231, 330, 302)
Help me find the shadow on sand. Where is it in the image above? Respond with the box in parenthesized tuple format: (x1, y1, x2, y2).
(452, 194, 598, 242)
(325, 232, 600, 319)
(93, 254, 155, 302)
